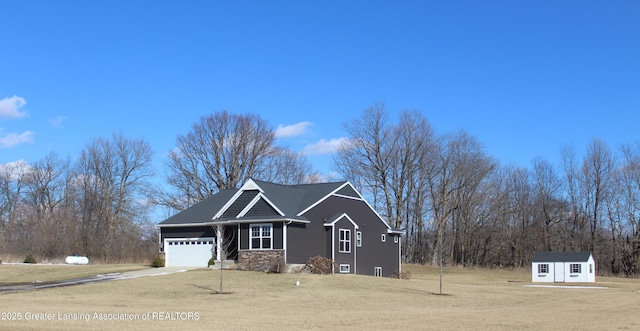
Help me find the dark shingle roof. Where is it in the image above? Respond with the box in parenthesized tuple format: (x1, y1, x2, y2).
(531, 251, 592, 263)
(255, 180, 349, 215)
(158, 189, 236, 225)
(158, 180, 352, 226)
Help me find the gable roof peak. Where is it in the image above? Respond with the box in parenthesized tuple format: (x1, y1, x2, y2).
(240, 178, 263, 192)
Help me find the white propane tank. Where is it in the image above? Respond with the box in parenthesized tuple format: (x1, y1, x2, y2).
(65, 255, 89, 265)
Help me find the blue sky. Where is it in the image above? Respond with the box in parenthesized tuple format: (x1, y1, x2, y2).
(2, 1, 639, 179)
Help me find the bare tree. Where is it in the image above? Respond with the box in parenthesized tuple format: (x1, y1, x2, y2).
(212, 223, 237, 294)
(74, 132, 155, 261)
(335, 102, 394, 215)
(23, 152, 70, 258)
(531, 157, 564, 252)
(261, 147, 316, 185)
(164, 111, 274, 206)
(0, 160, 29, 255)
(161, 111, 315, 213)
(582, 139, 616, 261)
(561, 144, 588, 250)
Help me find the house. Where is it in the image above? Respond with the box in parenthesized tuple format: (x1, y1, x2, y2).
(531, 252, 595, 283)
(157, 179, 403, 277)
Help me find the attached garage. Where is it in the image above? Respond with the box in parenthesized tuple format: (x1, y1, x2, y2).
(164, 238, 215, 267)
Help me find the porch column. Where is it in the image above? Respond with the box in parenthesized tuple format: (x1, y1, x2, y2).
(216, 226, 222, 261)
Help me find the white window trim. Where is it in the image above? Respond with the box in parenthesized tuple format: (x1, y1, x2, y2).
(570, 263, 581, 274)
(339, 229, 351, 253)
(249, 223, 273, 250)
(538, 263, 549, 274)
(394, 235, 399, 243)
(374, 266, 382, 277)
(381, 234, 386, 242)
(339, 264, 350, 273)
(356, 231, 362, 247)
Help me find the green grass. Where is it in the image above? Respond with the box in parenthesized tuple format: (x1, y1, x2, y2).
(1, 264, 639, 330)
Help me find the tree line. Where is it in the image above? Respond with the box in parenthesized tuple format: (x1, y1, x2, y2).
(1, 107, 639, 276)
(0, 132, 157, 262)
(337, 103, 640, 276)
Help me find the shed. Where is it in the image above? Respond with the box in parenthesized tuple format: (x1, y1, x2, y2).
(531, 252, 595, 283)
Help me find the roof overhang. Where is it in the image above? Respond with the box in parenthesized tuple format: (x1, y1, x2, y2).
(212, 217, 310, 225)
(156, 222, 212, 228)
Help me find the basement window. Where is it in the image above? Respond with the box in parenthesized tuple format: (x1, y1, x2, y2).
(339, 264, 350, 273)
(374, 267, 382, 277)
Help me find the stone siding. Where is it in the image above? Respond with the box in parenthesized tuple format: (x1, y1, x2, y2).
(238, 250, 285, 272)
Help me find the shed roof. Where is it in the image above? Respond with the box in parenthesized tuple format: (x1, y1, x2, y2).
(531, 251, 593, 263)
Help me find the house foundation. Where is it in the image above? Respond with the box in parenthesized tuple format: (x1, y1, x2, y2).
(237, 250, 285, 272)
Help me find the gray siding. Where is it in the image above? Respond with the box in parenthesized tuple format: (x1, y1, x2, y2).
(286, 222, 331, 264)
(238, 222, 284, 250)
(290, 195, 400, 277)
(244, 198, 279, 217)
(332, 216, 356, 273)
(222, 190, 259, 218)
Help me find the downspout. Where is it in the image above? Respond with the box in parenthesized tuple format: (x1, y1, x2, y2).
(284, 220, 292, 264)
(399, 234, 402, 274)
(331, 225, 335, 274)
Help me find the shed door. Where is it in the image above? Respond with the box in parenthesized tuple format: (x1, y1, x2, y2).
(554, 262, 565, 282)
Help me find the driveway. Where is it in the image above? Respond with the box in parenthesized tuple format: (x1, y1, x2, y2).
(0, 266, 202, 293)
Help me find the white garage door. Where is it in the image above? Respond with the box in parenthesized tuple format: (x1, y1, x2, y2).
(164, 238, 215, 267)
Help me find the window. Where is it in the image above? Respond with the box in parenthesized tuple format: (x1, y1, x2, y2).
(570, 263, 581, 273)
(538, 264, 549, 274)
(339, 264, 350, 273)
(374, 267, 382, 277)
(394, 236, 399, 244)
(381, 234, 386, 242)
(250, 224, 272, 250)
(589, 264, 593, 274)
(356, 231, 362, 247)
(339, 229, 351, 253)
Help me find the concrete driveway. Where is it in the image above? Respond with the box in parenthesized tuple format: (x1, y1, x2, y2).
(0, 266, 203, 293)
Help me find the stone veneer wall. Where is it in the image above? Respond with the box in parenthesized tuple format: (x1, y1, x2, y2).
(238, 250, 285, 271)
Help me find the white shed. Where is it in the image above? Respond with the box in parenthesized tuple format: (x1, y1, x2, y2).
(531, 251, 595, 283)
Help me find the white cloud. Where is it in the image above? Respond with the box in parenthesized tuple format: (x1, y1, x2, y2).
(0, 96, 28, 119)
(302, 137, 350, 155)
(0, 131, 35, 148)
(275, 121, 313, 138)
(49, 116, 67, 128)
(0, 159, 31, 180)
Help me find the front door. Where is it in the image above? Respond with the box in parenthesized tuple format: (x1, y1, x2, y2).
(554, 262, 565, 282)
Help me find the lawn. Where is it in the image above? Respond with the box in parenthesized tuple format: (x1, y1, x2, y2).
(1, 264, 639, 330)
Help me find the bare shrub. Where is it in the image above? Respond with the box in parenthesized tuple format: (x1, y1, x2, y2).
(152, 256, 165, 268)
(303, 256, 336, 275)
(24, 254, 37, 264)
(394, 269, 411, 280)
(267, 256, 286, 273)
